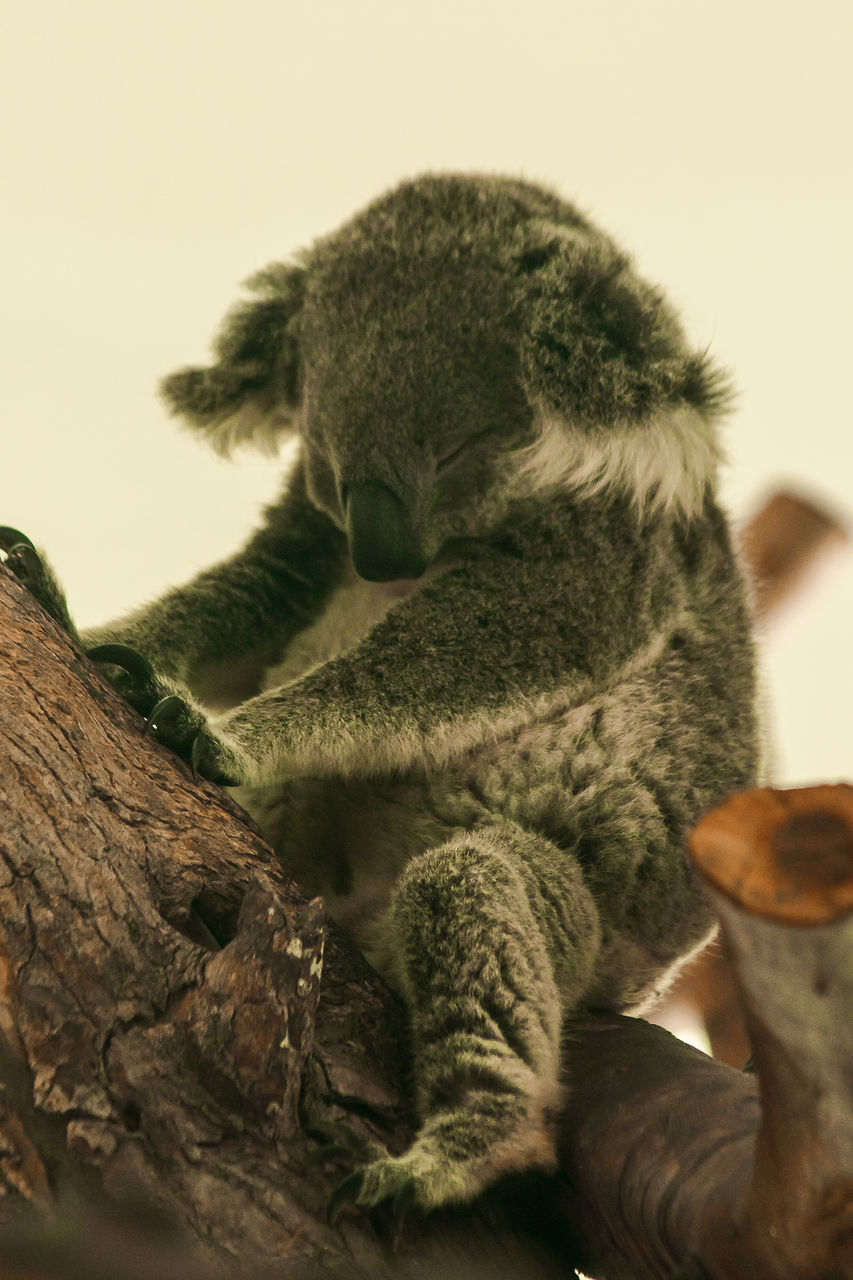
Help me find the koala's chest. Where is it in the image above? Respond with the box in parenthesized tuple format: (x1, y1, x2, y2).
(261, 565, 440, 689)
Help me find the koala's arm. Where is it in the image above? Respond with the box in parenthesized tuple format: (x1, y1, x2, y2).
(83, 458, 347, 707)
(213, 505, 692, 784)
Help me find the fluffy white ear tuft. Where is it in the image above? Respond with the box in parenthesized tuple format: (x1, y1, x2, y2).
(513, 406, 723, 518)
(199, 402, 296, 458)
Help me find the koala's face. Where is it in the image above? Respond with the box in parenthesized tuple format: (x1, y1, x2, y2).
(296, 240, 534, 580)
(163, 174, 724, 581)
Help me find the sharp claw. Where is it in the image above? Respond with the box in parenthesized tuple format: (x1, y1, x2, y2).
(327, 1171, 365, 1226)
(0, 529, 42, 582)
(0, 527, 36, 554)
(391, 1182, 415, 1217)
(145, 694, 187, 735)
(7, 543, 42, 579)
(389, 1181, 417, 1238)
(304, 1121, 363, 1167)
(305, 1120, 371, 1152)
(190, 733, 205, 782)
(86, 644, 155, 686)
(190, 731, 241, 786)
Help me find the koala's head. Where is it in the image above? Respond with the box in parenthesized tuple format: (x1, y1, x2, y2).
(162, 174, 730, 581)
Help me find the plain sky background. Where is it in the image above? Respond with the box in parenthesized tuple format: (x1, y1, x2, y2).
(1, 0, 851, 785)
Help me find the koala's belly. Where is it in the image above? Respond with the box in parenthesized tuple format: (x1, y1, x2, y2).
(235, 648, 745, 1003)
(235, 769, 484, 956)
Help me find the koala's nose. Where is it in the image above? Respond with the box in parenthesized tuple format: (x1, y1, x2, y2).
(344, 481, 428, 582)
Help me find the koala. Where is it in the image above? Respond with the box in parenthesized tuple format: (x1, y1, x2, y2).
(5, 173, 758, 1212)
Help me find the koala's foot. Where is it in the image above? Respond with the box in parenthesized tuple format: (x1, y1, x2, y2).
(86, 644, 249, 786)
(329, 1094, 558, 1218)
(0, 527, 79, 638)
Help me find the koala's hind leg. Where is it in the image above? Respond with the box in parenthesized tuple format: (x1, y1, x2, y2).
(355, 824, 602, 1211)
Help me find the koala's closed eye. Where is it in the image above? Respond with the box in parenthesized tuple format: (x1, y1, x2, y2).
(435, 426, 505, 475)
(435, 437, 476, 473)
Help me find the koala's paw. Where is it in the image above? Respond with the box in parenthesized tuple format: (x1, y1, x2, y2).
(86, 644, 248, 786)
(329, 1139, 469, 1223)
(0, 527, 78, 637)
(329, 1100, 558, 1221)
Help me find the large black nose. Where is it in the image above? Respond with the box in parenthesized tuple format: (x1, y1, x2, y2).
(344, 481, 428, 582)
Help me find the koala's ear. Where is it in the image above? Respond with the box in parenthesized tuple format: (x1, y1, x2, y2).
(518, 228, 728, 426)
(515, 226, 732, 515)
(160, 263, 306, 455)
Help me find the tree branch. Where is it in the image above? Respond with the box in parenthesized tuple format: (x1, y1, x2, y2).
(551, 786, 853, 1279)
(1, 560, 851, 1280)
(0, 563, 405, 1272)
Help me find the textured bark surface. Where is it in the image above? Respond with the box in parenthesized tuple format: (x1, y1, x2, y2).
(2, 562, 852, 1280)
(0, 564, 408, 1273)
(691, 788, 853, 1280)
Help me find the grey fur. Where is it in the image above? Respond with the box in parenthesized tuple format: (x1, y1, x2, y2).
(70, 174, 756, 1208)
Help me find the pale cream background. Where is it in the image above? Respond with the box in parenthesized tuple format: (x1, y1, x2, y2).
(2, 0, 851, 784)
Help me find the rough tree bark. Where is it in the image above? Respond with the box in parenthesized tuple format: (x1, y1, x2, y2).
(0, 563, 409, 1275)
(0, 551, 851, 1279)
